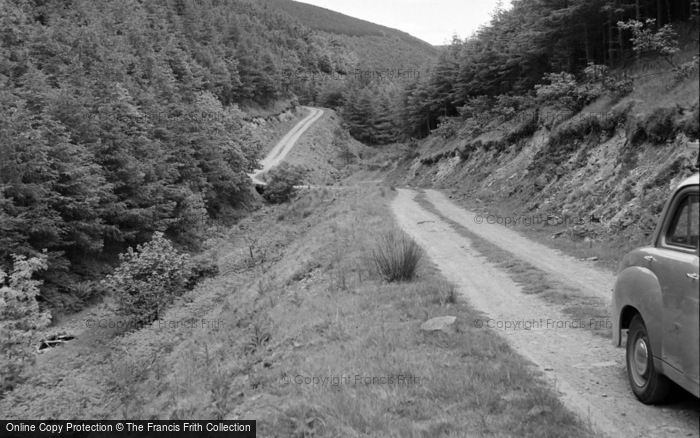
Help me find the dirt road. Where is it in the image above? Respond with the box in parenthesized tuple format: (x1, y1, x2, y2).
(250, 106, 324, 185)
(392, 188, 699, 438)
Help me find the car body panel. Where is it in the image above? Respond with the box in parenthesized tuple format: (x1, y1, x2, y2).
(612, 173, 699, 399)
(613, 260, 663, 349)
(655, 249, 699, 385)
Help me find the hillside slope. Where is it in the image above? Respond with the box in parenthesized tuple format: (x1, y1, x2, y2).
(256, 0, 438, 70)
(380, 52, 699, 270)
(0, 0, 438, 311)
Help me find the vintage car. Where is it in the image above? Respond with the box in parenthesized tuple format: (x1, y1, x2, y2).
(613, 173, 699, 403)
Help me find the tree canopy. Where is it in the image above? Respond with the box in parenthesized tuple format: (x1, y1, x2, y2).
(0, 0, 361, 308)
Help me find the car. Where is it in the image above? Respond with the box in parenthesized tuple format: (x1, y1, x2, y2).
(612, 172, 699, 404)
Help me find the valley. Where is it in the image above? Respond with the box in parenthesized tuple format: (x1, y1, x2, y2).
(1, 0, 698, 437)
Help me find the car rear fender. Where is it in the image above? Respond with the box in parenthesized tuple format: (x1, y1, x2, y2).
(613, 265, 663, 352)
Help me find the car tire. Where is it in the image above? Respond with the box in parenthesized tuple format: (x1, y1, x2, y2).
(626, 314, 671, 404)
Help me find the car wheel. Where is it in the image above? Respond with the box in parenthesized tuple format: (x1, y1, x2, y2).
(626, 314, 671, 404)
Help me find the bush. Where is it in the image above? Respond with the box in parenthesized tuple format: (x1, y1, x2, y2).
(535, 72, 597, 112)
(185, 255, 220, 290)
(644, 107, 680, 143)
(549, 113, 604, 148)
(627, 107, 681, 145)
(674, 56, 699, 83)
(681, 105, 699, 139)
(262, 164, 305, 204)
(170, 191, 209, 249)
(434, 116, 462, 139)
(371, 230, 422, 282)
(584, 63, 633, 99)
(617, 19, 679, 60)
(102, 232, 192, 327)
(505, 109, 539, 144)
(0, 254, 51, 394)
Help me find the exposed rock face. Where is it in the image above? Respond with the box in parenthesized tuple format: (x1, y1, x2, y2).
(390, 120, 699, 261)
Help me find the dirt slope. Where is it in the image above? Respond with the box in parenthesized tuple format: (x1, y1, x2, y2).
(392, 188, 700, 438)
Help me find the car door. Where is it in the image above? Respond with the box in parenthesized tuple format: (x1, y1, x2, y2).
(649, 188, 699, 384)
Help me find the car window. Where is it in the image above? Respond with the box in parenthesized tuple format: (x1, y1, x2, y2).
(666, 192, 699, 249)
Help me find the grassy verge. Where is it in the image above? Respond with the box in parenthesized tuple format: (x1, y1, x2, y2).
(1, 185, 594, 437)
(414, 192, 612, 340)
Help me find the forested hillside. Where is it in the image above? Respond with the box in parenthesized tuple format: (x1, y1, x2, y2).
(372, 0, 698, 274)
(252, 0, 439, 146)
(0, 0, 406, 310)
(338, 0, 699, 143)
(257, 0, 438, 70)
(2, 0, 697, 313)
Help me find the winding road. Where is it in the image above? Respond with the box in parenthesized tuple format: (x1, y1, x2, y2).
(392, 188, 700, 438)
(250, 106, 324, 186)
(247, 105, 699, 436)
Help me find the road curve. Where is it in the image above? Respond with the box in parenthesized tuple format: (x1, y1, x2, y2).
(391, 188, 700, 438)
(250, 106, 324, 186)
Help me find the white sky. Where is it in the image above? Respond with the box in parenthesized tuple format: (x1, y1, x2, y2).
(294, 0, 512, 45)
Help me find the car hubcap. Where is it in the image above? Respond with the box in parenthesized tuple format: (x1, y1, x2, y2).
(632, 337, 649, 386)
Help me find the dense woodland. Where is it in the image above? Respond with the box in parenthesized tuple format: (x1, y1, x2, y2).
(338, 0, 699, 143)
(257, 0, 438, 70)
(0, 0, 378, 309)
(0, 0, 698, 310)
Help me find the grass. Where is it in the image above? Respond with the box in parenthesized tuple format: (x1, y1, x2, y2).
(0, 185, 595, 437)
(414, 192, 612, 340)
(371, 230, 423, 282)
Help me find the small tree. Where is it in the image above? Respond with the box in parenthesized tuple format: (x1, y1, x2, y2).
(534, 72, 596, 111)
(262, 164, 305, 204)
(583, 63, 633, 98)
(102, 232, 192, 326)
(617, 19, 679, 66)
(0, 254, 51, 394)
(334, 128, 356, 166)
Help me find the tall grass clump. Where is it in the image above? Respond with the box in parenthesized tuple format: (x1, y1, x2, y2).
(371, 230, 422, 282)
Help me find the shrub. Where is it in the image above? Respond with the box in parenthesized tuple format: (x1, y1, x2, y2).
(371, 230, 422, 282)
(674, 56, 699, 83)
(434, 116, 462, 139)
(505, 109, 539, 144)
(71, 280, 107, 306)
(584, 63, 633, 99)
(102, 232, 192, 327)
(617, 19, 679, 62)
(185, 255, 220, 290)
(263, 164, 305, 204)
(681, 105, 699, 139)
(549, 113, 604, 148)
(0, 254, 51, 394)
(534, 72, 598, 112)
(170, 191, 209, 249)
(627, 107, 681, 145)
(644, 107, 680, 143)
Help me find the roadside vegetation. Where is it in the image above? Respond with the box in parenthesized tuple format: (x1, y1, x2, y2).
(0, 185, 594, 437)
(371, 230, 422, 282)
(261, 164, 306, 204)
(359, 7, 698, 272)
